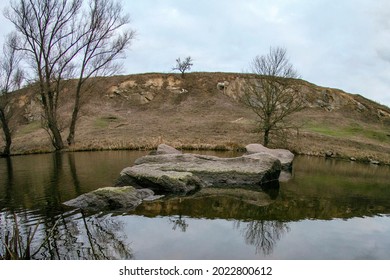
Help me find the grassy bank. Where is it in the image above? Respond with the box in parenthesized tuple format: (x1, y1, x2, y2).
(1, 72, 389, 165)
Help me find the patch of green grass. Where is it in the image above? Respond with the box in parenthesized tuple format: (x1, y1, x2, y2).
(94, 115, 119, 129)
(304, 121, 389, 142)
(17, 121, 42, 135)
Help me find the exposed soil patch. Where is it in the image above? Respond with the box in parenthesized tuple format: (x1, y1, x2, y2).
(1, 72, 389, 164)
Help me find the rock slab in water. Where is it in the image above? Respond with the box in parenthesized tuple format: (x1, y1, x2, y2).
(245, 143, 294, 170)
(116, 151, 282, 194)
(154, 144, 182, 155)
(63, 186, 155, 211)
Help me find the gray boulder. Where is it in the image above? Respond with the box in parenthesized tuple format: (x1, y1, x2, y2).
(245, 143, 294, 170)
(117, 164, 205, 194)
(63, 186, 156, 211)
(116, 151, 281, 194)
(150, 144, 182, 155)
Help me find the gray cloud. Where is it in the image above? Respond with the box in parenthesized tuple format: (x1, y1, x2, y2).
(0, 0, 389, 106)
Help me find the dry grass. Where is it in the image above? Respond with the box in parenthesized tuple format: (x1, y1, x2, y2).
(1, 72, 390, 164)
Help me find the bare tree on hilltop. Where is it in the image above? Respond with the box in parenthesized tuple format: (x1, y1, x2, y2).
(172, 56, 193, 78)
(242, 47, 305, 147)
(5, 0, 135, 150)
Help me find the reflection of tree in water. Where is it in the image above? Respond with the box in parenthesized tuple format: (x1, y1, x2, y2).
(46, 211, 133, 260)
(79, 212, 133, 259)
(234, 220, 290, 255)
(169, 215, 189, 232)
(0, 210, 133, 260)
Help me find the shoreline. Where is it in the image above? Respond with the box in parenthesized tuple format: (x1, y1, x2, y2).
(3, 141, 389, 167)
(0, 72, 389, 166)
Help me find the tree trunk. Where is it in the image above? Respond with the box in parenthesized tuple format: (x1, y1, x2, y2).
(0, 108, 12, 157)
(263, 129, 270, 147)
(67, 122, 76, 146)
(41, 88, 64, 150)
(50, 125, 64, 150)
(67, 84, 81, 146)
(67, 109, 77, 146)
(47, 115, 64, 150)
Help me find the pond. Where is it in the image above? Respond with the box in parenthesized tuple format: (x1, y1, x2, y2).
(0, 150, 390, 260)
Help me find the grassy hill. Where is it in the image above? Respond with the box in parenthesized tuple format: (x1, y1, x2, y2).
(3, 72, 390, 164)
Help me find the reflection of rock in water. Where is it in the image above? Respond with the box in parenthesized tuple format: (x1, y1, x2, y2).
(134, 187, 278, 220)
(278, 170, 293, 182)
(261, 180, 280, 200)
(234, 220, 290, 255)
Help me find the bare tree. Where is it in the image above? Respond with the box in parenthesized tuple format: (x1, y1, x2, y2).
(169, 215, 189, 232)
(242, 47, 305, 146)
(235, 219, 290, 255)
(5, 0, 84, 150)
(5, 0, 135, 150)
(67, 0, 135, 146)
(172, 56, 193, 78)
(0, 33, 24, 157)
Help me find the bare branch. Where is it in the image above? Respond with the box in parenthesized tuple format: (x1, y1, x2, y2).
(67, 0, 135, 146)
(4, 0, 135, 149)
(0, 32, 25, 156)
(172, 56, 193, 78)
(242, 47, 305, 146)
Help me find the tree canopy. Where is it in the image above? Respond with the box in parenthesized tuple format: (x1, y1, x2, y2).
(242, 47, 305, 146)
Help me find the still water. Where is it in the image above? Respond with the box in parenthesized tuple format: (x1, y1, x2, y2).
(0, 150, 390, 259)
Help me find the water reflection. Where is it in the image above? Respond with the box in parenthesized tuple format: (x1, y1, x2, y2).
(68, 153, 82, 195)
(0, 151, 148, 210)
(261, 180, 280, 200)
(140, 184, 285, 257)
(3, 157, 14, 209)
(234, 220, 290, 255)
(0, 209, 133, 260)
(1, 152, 390, 259)
(169, 215, 189, 232)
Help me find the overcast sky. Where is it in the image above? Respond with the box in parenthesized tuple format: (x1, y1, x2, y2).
(1, 0, 390, 106)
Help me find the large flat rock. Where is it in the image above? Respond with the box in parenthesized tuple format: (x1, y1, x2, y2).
(63, 186, 155, 211)
(116, 152, 281, 194)
(245, 143, 294, 170)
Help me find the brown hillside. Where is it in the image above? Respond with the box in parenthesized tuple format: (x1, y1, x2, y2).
(2, 72, 390, 164)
